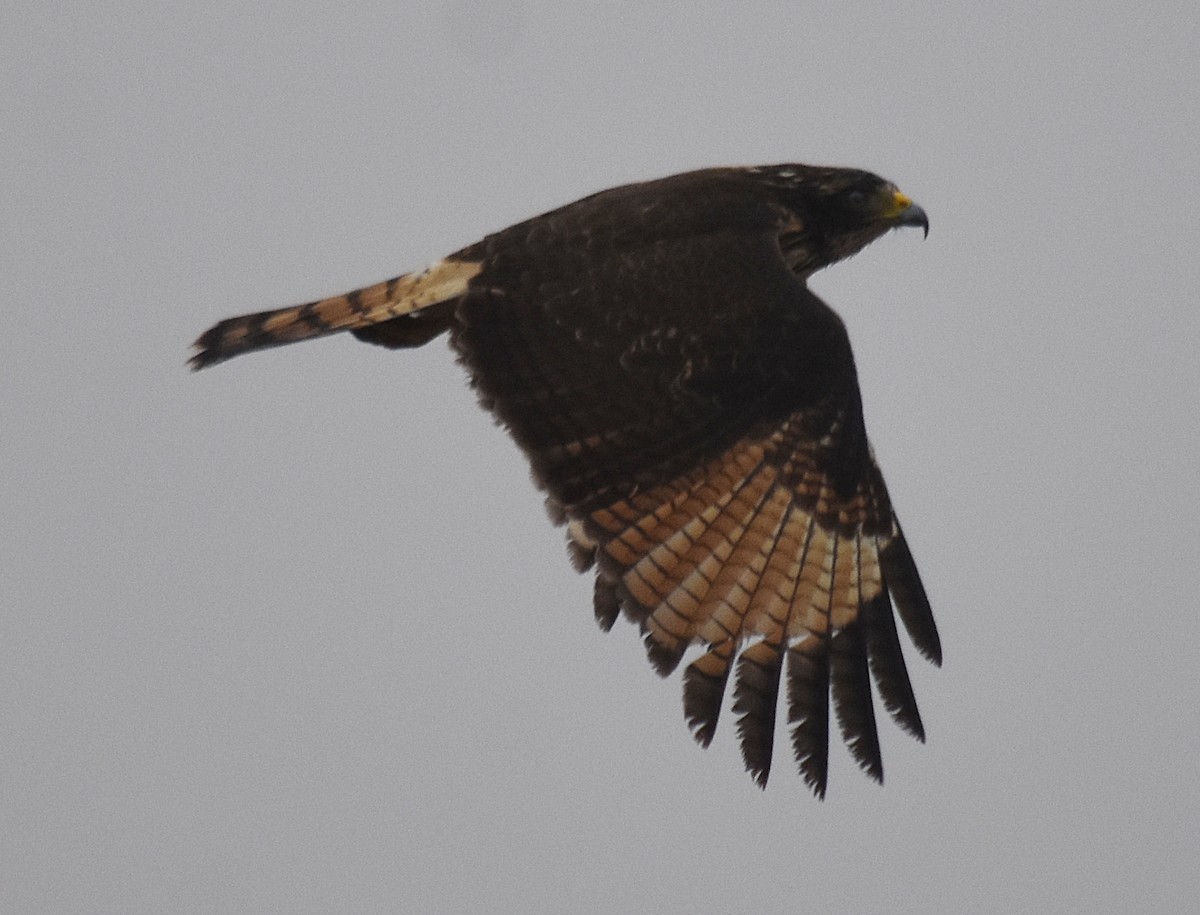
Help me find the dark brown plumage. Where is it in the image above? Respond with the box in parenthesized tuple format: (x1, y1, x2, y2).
(192, 164, 941, 795)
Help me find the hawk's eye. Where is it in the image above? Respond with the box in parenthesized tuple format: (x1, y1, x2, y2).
(845, 189, 867, 209)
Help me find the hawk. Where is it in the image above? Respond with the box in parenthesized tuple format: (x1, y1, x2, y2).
(192, 164, 942, 795)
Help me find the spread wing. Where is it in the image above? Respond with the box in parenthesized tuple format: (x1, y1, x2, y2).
(447, 196, 942, 793)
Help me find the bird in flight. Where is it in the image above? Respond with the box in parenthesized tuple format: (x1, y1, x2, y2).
(192, 164, 942, 795)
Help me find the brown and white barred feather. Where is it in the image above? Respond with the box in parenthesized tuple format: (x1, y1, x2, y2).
(561, 412, 938, 793)
(189, 258, 480, 369)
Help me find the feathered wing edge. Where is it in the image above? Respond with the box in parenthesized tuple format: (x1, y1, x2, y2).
(565, 451, 940, 797)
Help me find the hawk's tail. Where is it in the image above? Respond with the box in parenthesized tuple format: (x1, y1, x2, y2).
(189, 256, 482, 370)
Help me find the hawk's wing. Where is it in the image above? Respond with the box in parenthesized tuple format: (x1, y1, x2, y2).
(447, 201, 941, 793)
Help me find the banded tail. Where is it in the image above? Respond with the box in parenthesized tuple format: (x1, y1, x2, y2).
(190, 257, 482, 370)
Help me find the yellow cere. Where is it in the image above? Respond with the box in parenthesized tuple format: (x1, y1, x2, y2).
(886, 190, 914, 216)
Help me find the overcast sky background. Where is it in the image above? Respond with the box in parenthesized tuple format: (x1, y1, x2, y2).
(3, 2, 1198, 912)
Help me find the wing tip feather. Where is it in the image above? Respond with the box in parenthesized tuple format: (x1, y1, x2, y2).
(881, 521, 944, 666)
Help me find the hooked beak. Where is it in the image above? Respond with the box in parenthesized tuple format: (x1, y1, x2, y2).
(882, 190, 929, 238)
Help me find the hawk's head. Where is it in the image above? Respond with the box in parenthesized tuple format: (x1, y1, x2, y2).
(746, 164, 928, 276)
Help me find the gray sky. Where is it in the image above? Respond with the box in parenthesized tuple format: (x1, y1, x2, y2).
(3, 2, 1198, 912)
